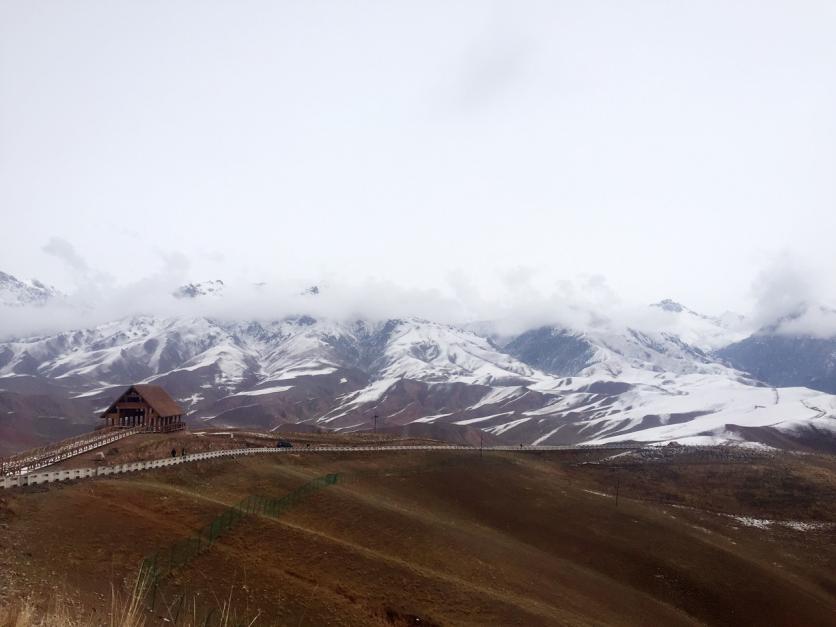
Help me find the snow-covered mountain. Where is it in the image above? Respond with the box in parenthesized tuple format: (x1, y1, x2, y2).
(0, 271, 59, 307)
(504, 323, 721, 379)
(1, 310, 834, 453)
(0, 270, 833, 452)
(718, 304, 836, 395)
(719, 334, 836, 395)
(648, 299, 749, 350)
(172, 279, 225, 299)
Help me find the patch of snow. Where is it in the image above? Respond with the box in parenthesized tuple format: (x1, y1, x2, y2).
(487, 416, 532, 436)
(453, 412, 514, 426)
(234, 385, 294, 397)
(583, 489, 613, 498)
(730, 516, 772, 529)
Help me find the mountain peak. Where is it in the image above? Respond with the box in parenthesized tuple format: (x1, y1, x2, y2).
(757, 302, 836, 336)
(651, 299, 689, 314)
(0, 270, 59, 307)
(172, 279, 225, 299)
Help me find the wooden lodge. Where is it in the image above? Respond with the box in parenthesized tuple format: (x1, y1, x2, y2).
(101, 384, 185, 433)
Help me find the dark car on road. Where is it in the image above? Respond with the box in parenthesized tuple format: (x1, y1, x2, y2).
(276, 439, 293, 448)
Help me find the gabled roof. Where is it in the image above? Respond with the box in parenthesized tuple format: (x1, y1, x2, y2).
(101, 384, 184, 418)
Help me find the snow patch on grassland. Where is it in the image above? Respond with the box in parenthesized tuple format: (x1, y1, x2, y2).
(727, 516, 835, 531)
(583, 489, 613, 498)
(730, 516, 772, 529)
(647, 438, 776, 450)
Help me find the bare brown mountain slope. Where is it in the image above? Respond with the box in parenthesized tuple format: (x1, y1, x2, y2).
(1, 446, 834, 626)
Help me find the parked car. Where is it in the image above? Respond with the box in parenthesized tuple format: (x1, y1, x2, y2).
(276, 440, 293, 448)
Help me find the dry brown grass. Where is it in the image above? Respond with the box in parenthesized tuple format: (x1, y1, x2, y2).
(0, 571, 256, 627)
(2, 448, 835, 626)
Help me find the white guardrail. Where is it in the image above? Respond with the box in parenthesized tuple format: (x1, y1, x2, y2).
(0, 426, 144, 476)
(0, 443, 638, 490)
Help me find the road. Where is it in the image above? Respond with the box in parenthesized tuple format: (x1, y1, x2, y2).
(1, 441, 641, 488)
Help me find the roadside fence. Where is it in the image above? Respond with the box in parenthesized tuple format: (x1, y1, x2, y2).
(140, 473, 340, 583)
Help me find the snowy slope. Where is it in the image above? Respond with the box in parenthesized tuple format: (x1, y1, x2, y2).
(0, 312, 834, 449)
(0, 271, 59, 307)
(648, 299, 749, 350)
(718, 304, 836, 395)
(505, 323, 724, 379)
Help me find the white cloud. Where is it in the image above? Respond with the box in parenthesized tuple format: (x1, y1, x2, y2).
(42, 238, 90, 274)
(1, 2, 835, 331)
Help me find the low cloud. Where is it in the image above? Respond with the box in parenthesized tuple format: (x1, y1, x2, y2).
(776, 306, 836, 339)
(2, 248, 835, 342)
(746, 253, 836, 338)
(749, 253, 813, 327)
(457, 36, 530, 110)
(42, 237, 90, 274)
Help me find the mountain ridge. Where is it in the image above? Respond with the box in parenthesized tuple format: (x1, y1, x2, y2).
(1, 270, 834, 453)
(1, 312, 834, 454)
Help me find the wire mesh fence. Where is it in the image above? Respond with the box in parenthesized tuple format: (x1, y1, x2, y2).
(140, 472, 339, 585)
(137, 459, 496, 622)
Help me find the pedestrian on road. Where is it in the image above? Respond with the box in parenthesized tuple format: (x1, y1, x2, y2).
(171, 448, 176, 458)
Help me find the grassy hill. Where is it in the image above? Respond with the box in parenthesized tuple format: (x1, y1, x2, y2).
(1, 441, 835, 626)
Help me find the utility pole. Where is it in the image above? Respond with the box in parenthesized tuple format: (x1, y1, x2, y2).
(480, 431, 483, 460)
(373, 414, 378, 433)
(615, 477, 620, 507)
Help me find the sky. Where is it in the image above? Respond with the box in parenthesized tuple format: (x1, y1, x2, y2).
(2, 0, 836, 323)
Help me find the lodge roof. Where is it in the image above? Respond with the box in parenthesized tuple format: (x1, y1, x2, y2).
(101, 384, 184, 418)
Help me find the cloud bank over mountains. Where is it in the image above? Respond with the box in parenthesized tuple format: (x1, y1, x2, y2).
(2, 239, 835, 342)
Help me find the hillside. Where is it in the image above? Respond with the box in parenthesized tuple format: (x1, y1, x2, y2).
(1, 442, 834, 625)
(1, 310, 835, 453)
(1, 270, 835, 453)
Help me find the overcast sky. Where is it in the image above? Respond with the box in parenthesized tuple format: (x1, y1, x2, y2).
(1, 0, 835, 319)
